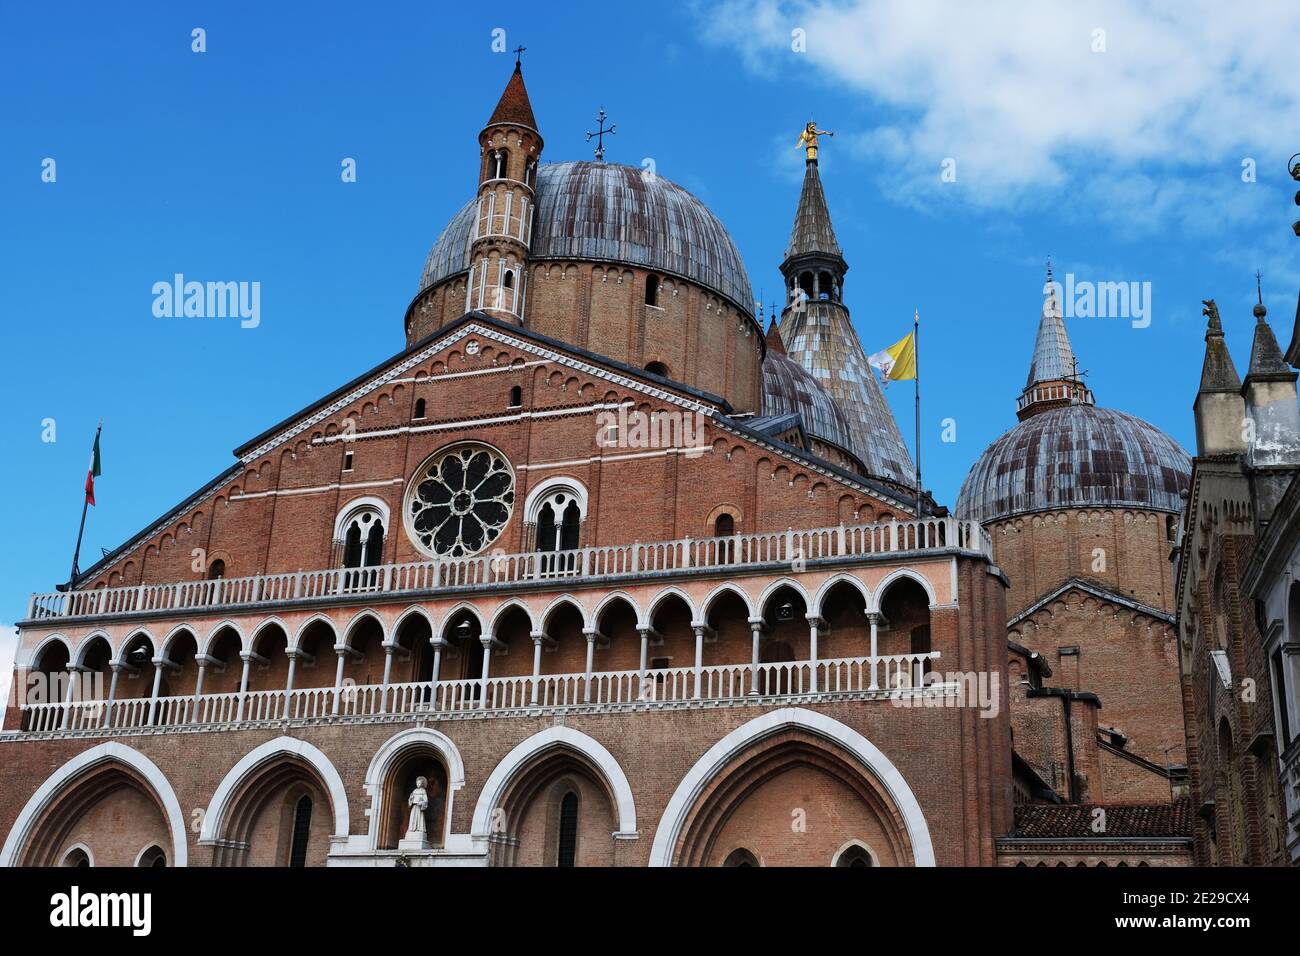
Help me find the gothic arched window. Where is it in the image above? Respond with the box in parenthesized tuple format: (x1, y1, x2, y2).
(414, 398, 426, 420)
(206, 559, 226, 580)
(289, 794, 313, 868)
(343, 512, 385, 568)
(645, 275, 660, 307)
(557, 791, 579, 867)
(137, 845, 166, 867)
(509, 385, 523, 408)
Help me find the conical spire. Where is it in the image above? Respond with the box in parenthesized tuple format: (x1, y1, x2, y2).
(765, 316, 787, 355)
(1245, 278, 1293, 381)
(1017, 263, 1094, 420)
(783, 160, 843, 263)
(486, 61, 538, 130)
(1198, 299, 1242, 394)
(1026, 263, 1078, 387)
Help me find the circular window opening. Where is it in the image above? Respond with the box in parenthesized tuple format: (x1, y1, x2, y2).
(405, 443, 516, 558)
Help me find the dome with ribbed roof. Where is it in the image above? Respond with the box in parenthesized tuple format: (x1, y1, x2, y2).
(762, 351, 854, 452)
(956, 404, 1191, 523)
(418, 161, 754, 314)
(957, 266, 1191, 522)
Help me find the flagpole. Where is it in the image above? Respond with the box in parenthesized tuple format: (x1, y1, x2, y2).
(68, 420, 103, 586)
(914, 309, 921, 517)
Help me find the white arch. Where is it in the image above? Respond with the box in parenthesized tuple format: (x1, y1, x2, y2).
(199, 736, 350, 843)
(699, 582, 757, 622)
(642, 586, 697, 629)
(487, 599, 537, 638)
(539, 595, 591, 633)
(523, 475, 589, 523)
(592, 591, 643, 630)
(199, 620, 245, 659)
(63, 842, 95, 867)
(0, 742, 188, 867)
(71, 630, 114, 668)
(811, 572, 872, 618)
(871, 568, 937, 613)
(471, 726, 637, 837)
(112, 628, 159, 666)
(362, 727, 466, 849)
(832, 838, 881, 867)
(755, 578, 811, 616)
(439, 601, 485, 641)
(158, 624, 200, 662)
(389, 605, 436, 649)
(647, 707, 935, 867)
(332, 495, 391, 540)
(19, 633, 73, 670)
(290, 613, 337, 655)
(133, 843, 167, 867)
(342, 608, 387, 648)
(249, 616, 292, 655)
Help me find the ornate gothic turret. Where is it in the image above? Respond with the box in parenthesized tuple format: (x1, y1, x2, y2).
(466, 61, 542, 323)
(1193, 299, 1247, 457)
(777, 146, 914, 489)
(1241, 286, 1300, 473)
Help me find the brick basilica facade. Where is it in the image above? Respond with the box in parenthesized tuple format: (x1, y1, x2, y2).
(1, 63, 1197, 868)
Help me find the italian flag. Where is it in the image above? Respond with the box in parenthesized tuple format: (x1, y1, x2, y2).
(85, 431, 102, 506)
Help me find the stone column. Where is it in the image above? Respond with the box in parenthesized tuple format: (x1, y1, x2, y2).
(583, 629, 598, 703)
(807, 614, 823, 693)
(236, 653, 254, 721)
(59, 664, 81, 730)
(479, 638, 493, 710)
(146, 657, 166, 725)
(693, 625, 707, 699)
(380, 645, 395, 714)
(331, 647, 347, 716)
(868, 612, 880, 691)
(530, 632, 545, 705)
(103, 662, 123, 728)
(637, 627, 651, 700)
(429, 637, 444, 708)
(748, 619, 766, 696)
(284, 651, 299, 720)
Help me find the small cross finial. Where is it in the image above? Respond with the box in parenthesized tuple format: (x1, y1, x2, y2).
(1256, 269, 1264, 304)
(513, 45, 526, 66)
(585, 108, 617, 162)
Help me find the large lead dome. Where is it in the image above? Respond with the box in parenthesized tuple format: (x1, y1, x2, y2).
(957, 267, 1191, 523)
(956, 404, 1191, 523)
(419, 161, 754, 314)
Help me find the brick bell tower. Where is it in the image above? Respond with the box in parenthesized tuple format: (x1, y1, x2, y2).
(467, 57, 543, 324)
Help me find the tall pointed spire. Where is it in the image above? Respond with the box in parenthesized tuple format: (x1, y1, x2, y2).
(783, 160, 844, 265)
(486, 60, 538, 130)
(1017, 263, 1094, 420)
(1026, 262, 1077, 386)
(1198, 299, 1241, 394)
(776, 131, 915, 493)
(1245, 275, 1293, 381)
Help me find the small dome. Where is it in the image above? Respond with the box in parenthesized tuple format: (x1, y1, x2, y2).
(956, 405, 1191, 523)
(418, 161, 754, 313)
(762, 351, 854, 452)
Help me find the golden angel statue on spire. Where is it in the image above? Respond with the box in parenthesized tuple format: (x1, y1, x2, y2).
(796, 120, 834, 161)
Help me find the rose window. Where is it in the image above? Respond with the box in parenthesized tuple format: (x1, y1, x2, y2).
(405, 444, 515, 557)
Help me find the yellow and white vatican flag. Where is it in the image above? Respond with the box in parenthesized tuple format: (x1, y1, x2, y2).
(867, 330, 917, 386)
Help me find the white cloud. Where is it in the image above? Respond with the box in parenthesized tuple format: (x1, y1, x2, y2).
(703, 0, 1300, 224)
(0, 624, 16, 716)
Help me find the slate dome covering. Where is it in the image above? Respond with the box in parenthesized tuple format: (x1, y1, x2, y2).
(419, 161, 755, 314)
(762, 351, 855, 452)
(956, 404, 1192, 523)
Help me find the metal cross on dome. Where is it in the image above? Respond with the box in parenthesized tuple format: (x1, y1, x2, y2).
(586, 108, 616, 162)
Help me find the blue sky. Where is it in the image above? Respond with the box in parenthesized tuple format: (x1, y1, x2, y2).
(2, 0, 1298, 650)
